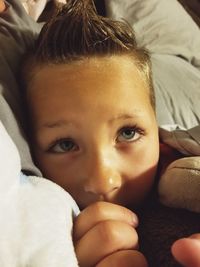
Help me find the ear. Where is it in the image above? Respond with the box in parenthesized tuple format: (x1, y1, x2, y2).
(158, 156, 200, 213)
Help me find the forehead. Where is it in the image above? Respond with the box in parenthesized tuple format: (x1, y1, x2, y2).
(28, 56, 153, 126)
(30, 55, 149, 97)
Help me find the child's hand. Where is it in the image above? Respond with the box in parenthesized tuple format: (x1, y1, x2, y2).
(95, 250, 148, 267)
(172, 234, 200, 267)
(73, 202, 147, 267)
(0, 0, 5, 12)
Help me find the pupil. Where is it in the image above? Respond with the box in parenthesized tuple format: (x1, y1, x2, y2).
(61, 141, 73, 150)
(123, 129, 134, 138)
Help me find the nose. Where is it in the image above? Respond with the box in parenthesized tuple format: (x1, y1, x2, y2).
(83, 152, 122, 197)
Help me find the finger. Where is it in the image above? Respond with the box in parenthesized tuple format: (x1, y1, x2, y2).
(171, 235, 200, 267)
(96, 250, 148, 267)
(75, 220, 138, 267)
(0, 0, 5, 12)
(73, 201, 138, 241)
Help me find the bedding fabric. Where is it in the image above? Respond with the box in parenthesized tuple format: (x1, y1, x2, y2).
(0, 0, 42, 175)
(152, 54, 200, 128)
(0, 121, 79, 267)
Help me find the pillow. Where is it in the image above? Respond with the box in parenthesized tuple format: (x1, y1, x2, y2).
(20, 0, 49, 21)
(152, 54, 200, 128)
(105, 0, 200, 70)
(0, 0, 42, 175)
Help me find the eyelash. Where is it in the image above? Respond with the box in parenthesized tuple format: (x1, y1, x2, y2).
(116, 125, 144, 143)
(47, 125, 144, 153)
(47, 138, 78, 154)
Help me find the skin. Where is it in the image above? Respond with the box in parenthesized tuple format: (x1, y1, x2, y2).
(171, 234, 200, 267)
(28, 56, 159, 210)
(73, 202, 147, 267)
(0, 0, 5, 12)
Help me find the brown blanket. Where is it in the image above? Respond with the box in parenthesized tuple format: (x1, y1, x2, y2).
(137, 190, 200, 267)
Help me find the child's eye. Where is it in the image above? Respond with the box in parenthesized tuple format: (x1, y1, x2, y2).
(48, 139, 78, 153)
(117, 126, 142, 142)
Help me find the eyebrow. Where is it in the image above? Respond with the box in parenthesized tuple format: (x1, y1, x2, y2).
(108, 112, 143, 123)
(41, 112, 142, 129)
(42, 120, 72, 129)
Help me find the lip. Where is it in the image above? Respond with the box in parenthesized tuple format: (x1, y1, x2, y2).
(81, 192, 118, 208)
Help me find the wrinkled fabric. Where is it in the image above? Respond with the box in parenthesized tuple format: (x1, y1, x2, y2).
(160, 124, 200, 155)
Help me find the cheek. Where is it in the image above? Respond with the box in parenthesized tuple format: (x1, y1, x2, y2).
(127, 150, 158, 185)
(35, 155, 95, 208)
(120, 156, 158, 207)
(34, 153, 79, 190)
(124, 139, 159, 178)
(120, 139, 159, 205)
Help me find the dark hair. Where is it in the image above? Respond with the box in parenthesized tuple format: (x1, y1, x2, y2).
(24, 0, 155, 108)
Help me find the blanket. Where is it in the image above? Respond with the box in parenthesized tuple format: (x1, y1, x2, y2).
(0, 121, 80, 267)
(137, 194, 200, 267)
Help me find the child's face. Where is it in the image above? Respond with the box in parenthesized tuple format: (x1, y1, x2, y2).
(28, 56, 159, 209)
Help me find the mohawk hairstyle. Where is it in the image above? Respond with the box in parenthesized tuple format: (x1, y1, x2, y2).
(36, 0, 138, 61)
(25, 0, 155, 108)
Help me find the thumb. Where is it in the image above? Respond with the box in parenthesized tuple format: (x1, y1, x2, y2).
(171, 234, 200, 267)
(0, 0, 5, 12)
